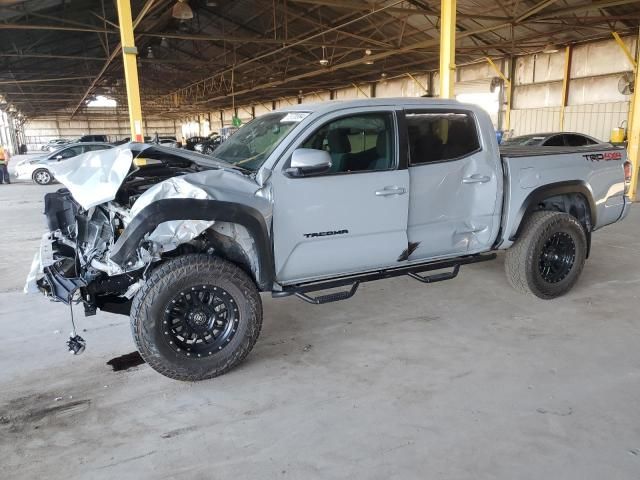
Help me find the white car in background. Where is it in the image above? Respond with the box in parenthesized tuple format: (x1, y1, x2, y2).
(14, 142, 114, 185)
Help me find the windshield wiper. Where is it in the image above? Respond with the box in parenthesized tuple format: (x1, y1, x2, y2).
(209, 156, 254, 174)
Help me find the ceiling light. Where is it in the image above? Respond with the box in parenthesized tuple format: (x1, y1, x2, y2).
(542, 43, 559, 54)
(147, 46, 154, 59)
(380, 72, 387, 78)
(160, 37, 169, 48)
(363, 48, 374, 65)
(172, 0, 193, 20)
(319, 46, 329, 66)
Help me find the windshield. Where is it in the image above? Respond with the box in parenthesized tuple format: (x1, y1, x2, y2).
(213, 112, 309, 171)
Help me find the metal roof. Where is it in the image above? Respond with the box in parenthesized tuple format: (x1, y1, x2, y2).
(1, 0, 639, 118)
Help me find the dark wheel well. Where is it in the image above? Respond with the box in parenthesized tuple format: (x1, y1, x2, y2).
(515, 191, 593, 257)
(533, 193, 592, 232)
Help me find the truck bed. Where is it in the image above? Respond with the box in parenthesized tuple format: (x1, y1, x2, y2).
(498, 144, 628, 248)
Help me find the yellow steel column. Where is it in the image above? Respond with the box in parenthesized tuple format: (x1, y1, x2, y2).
(439, 0, 456, 98)
(626, 33, 640, 201)
(116, 0, 144, 142)
(559, 45, 572, 131)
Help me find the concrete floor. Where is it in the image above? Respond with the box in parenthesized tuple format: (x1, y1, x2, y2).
(1, 181, 639, 480)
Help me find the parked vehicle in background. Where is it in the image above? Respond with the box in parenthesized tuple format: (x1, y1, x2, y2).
(184, 135, 208, 151)
(42, 139, 70, 151)
(74, 134, 109, 143)
(194, 134, 222, 154)
(501, 132, 605, 147)
(158, 136, 179, 148)
(28, 99, 631, 381)
(14, 142, 113, 185)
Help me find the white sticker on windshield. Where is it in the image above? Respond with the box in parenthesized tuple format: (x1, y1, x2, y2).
(280, 112, 310, 123)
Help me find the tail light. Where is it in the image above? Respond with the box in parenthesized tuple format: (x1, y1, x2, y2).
(624, 161, 632, 194)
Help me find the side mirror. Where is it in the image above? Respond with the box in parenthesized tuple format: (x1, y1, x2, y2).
(285, 148, 332, 177)
(55, 155, 63, 161)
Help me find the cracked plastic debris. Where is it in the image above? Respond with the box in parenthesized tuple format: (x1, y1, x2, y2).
(24, 233, 54, 294)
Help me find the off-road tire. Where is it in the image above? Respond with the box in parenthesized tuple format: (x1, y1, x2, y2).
(131, 254, 262, 381)
(505, 211, 587, 299)
(32, 168, 53, 185)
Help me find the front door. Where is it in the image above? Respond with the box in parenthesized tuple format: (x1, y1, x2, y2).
(403, 108, 502, 260)
(271, 108, 410, 284)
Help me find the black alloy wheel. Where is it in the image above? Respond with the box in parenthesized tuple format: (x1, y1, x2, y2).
(163, 285, 239, 358)
(538, 231, 576, 284)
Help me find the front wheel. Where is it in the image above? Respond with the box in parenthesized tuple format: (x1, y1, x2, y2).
(505, 211, 587, 299)
(131, 254, 263, 381)
(32, 168, 53, 185)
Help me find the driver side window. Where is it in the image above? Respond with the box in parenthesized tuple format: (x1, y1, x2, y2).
(301, 112, 395, 174)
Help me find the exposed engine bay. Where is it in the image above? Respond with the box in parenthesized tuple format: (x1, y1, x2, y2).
(26, 143, 267, 318)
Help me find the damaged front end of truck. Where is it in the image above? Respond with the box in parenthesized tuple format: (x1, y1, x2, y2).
(26, 143, 272, 321)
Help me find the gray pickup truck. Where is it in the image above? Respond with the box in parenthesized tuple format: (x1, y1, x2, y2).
(28, 98, 631, 381)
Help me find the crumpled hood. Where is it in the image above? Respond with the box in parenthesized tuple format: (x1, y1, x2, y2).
(48, 143, 244, 210)
(49, 145, 134, 209)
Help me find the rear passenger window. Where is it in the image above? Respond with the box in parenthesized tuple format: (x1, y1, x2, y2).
(301, 112, 395, 173)
(406, 111, 480, 165)
(565, 134, 596, 146)
(543, 135, 564, 146)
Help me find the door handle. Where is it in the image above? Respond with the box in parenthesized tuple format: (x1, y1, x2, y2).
(463, 174, 491, 184)
(375, 186, 407, 196)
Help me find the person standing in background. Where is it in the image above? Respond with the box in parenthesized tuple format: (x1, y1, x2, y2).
(0, 145, 10, 184)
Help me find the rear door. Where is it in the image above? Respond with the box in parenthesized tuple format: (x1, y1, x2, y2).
(403, 108, 502, 260)
(271, 107, 410, 284)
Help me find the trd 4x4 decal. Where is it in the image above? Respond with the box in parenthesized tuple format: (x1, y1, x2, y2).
(582, 152, 623, 161)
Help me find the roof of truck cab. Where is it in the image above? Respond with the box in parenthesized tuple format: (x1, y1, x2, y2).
(276, 98, 472, 115)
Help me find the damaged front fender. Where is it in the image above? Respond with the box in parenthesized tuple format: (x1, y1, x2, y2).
(109, 198, 274, 290)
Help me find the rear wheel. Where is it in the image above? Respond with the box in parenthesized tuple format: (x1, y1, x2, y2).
(505, 211, 587, 299)
(32, 168, 53, 185)
(131, 254, 262, 381)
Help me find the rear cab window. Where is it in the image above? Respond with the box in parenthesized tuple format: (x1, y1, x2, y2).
(405, 110, 480, 165)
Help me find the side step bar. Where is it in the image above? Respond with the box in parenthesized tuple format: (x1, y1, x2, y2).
(294, 282, 360, 305)
(273, 253, 496, 304)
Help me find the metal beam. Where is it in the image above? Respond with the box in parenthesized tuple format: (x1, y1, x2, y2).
(559, 45, 572, 130)
(486, 56, 511, 130)
(0, 53, 105, 61)
(116, 0, 144, 141)
(142, 31, 390, 49)
(625, 28, 640, 201)
(611, 32, 637, 71)
(439, 0, 457, 99)
(0, 23, 115, 34)
(0, 76, 94, 85)
(515, 0, 560, 23)
(533, 0, 640, 20)
(288, 0, 508, 21)
(70, 0, 163, 118)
